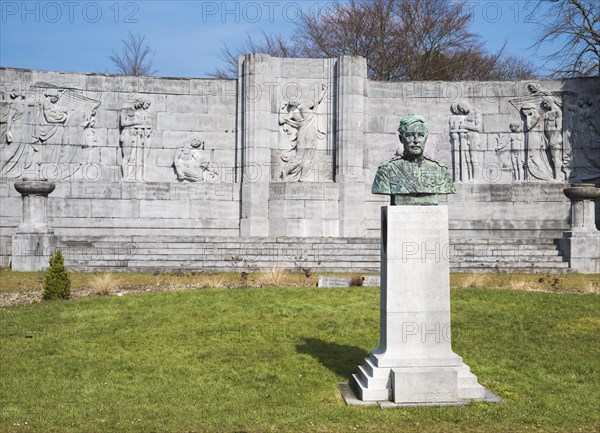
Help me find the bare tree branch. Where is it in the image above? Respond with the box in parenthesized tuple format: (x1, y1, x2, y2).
(108, 32, 157, 76)
(532, 0, 599, 77)
(207, 32, 299, 78)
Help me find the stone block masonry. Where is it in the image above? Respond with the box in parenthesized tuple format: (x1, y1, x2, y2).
(1, 58, 598, 271)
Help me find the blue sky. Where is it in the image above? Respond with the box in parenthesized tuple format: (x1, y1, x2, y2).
(0, 0, 556, 78)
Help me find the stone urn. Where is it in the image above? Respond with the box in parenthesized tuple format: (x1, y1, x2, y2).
(14, 179, 56, 195)
(563, 183, 600, 200)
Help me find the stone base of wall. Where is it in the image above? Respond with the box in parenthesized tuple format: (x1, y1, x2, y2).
(2, 235, 565, 274)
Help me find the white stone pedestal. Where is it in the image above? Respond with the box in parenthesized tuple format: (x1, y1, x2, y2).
(561, 184, 600, 274)
(351, 206, 486, 404)
(561, 233, 600, 274)
(11, 180, 57, 272)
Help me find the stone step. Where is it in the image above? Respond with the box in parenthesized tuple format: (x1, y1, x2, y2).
(451, 253, 563, 260)
(357, 366, 390, 389)
(60, 234, 556, 245)
(59, 236, 380, 244)
(63, 260, 570, 273)
(351, 374, 391, 402)
(57, 241, 560, 250)
(451, 242, 560, 249)
(62, 248, 565, 259)
(59, 235, 559, 245)
(456, 366, 479, 388)
(458, 254, 564, 260)
(362, 358, 390, 378)
(450, 238, 558, 245)
(453, 260, 569, 268)
(59, 251, 565, 264)
(451, 266, 574, 274)
(458, 385, 487, 400)
(458, 375, 479, 387)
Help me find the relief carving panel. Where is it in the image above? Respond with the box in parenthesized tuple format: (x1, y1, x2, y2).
(1, 82, 100, 179)
(277, 84, 329, 182)
(564, 95, 600, 182)
(173, 138, 219, 183)
(509, 83, 566, 182)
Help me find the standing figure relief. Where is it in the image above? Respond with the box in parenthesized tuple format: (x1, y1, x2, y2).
(278, 84, 328, 182)
(120, 96, 153, 181)
(495, 122, 525, 182)
(449, 100, 482, 182)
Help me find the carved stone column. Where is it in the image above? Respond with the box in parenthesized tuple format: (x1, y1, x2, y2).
(337, 56, 367, 237)
(11, 179, 57, 271)
(561, 183, 600, 273)
(238, 54, 275, 236)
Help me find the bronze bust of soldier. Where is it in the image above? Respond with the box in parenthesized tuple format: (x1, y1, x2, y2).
(372, 114, 455, 205)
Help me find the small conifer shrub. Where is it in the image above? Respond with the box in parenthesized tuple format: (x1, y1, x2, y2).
(42, 249, 71, 300)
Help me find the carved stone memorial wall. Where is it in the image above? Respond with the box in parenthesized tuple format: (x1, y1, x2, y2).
(1, 58, 598, 271)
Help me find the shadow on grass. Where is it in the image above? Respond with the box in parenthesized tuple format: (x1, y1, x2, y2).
(296, 337, 369, 377)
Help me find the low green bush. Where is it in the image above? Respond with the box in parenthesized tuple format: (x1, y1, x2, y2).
(42, 249, 71, 300)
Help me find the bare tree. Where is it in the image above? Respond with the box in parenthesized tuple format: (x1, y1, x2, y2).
(211, 0, 534, 81)
(489, 53, 540, 81)
(108, 32, 157, 76)
(383, 0, 481, 80)
(295, 0, 535, 80)
(434, 43, 537, 81)
(292, 0, 406, 80)
(532, 0, 599, 77)
(209, 32, 298, 79)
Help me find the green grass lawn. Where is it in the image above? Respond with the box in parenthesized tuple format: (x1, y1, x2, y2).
(1, 287, 599, 433)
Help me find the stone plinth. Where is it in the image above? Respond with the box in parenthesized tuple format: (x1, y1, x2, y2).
(351, 206, 486, 404)
(12, 180, 57, 271)
(561, 184, 600, 273)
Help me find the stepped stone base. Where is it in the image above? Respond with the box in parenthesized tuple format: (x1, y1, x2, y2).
(1, 234, 570, 273)
(350, 357, 485, 403)
(350, 356, 486, 404)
